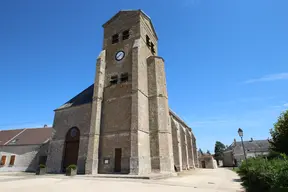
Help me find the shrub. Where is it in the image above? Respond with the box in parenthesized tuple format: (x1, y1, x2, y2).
(237, 155, 288, 192)
(267, 150, 282, 160)
(66, 164, 77, 171)
(39, 164, 46, 168)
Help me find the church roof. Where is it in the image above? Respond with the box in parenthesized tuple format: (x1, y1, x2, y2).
(102, 9, 158, 40)
(55, 84, 94, 111)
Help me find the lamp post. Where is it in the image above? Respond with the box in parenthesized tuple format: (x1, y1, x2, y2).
(238, 128, 248, 165)
(238, 128, 250, 186)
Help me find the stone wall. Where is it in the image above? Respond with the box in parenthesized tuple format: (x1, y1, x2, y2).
(199, 156, 217, 169)
(85, 50, 106, 175)
(0, 142, 49, 172)
(223, 151, 234, 167)
(99, 86, 132, 174)
(170, 112, 196, 171)
(187, 130, 195, 168)
(148, 56, 174, 173)
(46, 103, 92, 173)
(171, 118, 182, 172)
(192, 134, 199, 168)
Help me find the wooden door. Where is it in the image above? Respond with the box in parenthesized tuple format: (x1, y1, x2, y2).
(62, 127, 80, 172)
(63, 141, 79, 171)
(114, 148, 122, 173)
(201, 161, 206, 168)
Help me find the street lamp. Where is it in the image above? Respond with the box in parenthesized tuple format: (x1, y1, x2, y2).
(238, 128, 243, 137)
(238, 128, 248, 164)
(238, 128, 250, 186)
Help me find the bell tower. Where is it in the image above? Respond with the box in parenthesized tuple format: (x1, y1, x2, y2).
(86, 10, 174, 175)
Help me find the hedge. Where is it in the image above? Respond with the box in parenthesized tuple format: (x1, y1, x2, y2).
(237, 154, 288, 192)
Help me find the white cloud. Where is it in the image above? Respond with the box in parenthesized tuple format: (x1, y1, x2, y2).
(244, 73, 288, 84)
(269, 103, 288, 109)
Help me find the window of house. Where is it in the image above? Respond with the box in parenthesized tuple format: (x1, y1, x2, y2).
(122, 30, 130, 40)
(146, 35, 150, 47)
(150, 43, 155, 54)
(112, 34, 119, 44)
(120, 73, 129, 82)
(9, 155, 15, 166)
(110, 75, 118, 85)
(10, 139, 19, 144)
(0, 155, 6, 165)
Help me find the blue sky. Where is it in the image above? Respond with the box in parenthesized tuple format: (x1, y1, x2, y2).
(1, 0, 288, 152)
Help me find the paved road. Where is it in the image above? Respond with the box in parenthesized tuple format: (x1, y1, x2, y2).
(0, 168, 244, 192)
(165, 168, 243, 191)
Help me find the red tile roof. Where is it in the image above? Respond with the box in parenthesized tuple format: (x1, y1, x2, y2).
(0, 127, 52, 146)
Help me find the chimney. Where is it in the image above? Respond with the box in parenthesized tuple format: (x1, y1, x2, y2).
(233, 138, 237, 146)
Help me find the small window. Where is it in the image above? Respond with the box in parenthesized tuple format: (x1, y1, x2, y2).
(110, 75, 118, 85)
(10, 139, 18, 144)
(120, 73, 129, 82)
(151, 43, 155, 54)
(1, 155, 6, 165)
(112, 34, 119, 44)
(146, 35, 150, 47)
(122, 30, 129, 40)
(9, 155, 15, 166)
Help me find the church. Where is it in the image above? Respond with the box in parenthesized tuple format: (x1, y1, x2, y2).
(0, 10, 198, 175)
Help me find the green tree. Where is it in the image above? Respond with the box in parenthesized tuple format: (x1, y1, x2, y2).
(214, 141, 226, 160)
(270, 110, 288, 155)
(206, 150, 211, 155)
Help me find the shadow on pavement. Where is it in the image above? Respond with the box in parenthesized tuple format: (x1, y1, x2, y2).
(233, 178, 242, 182)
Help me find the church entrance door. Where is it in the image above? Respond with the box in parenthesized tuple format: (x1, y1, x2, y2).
(114, 148, 122, 173)
(62, 127, 80, 172)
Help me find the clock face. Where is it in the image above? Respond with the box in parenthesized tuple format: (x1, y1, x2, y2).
(115, 51, 125, 61)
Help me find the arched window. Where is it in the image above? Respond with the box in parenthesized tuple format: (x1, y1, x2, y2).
(65, 127, 80, 142)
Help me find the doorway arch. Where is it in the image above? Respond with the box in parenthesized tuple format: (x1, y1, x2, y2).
(62, 127, 80, 172)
